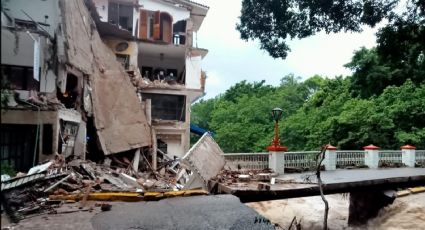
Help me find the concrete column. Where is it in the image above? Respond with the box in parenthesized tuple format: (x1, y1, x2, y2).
(401, 145, 416, 167)
(323, 144, 337, 170)
(268, 151, 285, 175)
(364, 144, 380, 169)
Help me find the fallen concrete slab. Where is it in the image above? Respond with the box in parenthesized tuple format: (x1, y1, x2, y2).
(59, 0, 151, 155)
(181, 133, 225, 190)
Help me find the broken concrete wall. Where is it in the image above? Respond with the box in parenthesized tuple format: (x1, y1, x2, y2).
(59, 0, 151, 155)
(182, 133, 225, 190)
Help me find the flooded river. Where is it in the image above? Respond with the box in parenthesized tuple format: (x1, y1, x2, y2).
(247, 192, 425, 230)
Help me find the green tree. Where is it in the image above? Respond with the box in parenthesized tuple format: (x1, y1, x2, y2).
(221, 80, 275, 103)
(237, 0, 423, 59)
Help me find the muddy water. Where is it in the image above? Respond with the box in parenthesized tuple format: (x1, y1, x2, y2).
(247, 192, 425, 230)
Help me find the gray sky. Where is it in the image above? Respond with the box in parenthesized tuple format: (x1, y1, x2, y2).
(195, 0, 379, 99)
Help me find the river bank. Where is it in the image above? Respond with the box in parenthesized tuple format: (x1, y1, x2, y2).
(247, 192, 425, 229)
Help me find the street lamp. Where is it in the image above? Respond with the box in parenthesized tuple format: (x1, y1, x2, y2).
(267, 107, 288, 152)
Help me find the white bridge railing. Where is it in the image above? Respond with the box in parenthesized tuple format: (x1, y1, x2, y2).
(336, 150, 365, 167)
(416, 150, 425, 165)
(223, 152, 269, 170)
(379, 150, 402, 165)
(222, 148, 424, 171)
(284, 151, 317, 169)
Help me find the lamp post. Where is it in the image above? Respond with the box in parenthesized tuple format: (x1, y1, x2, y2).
(267, 107, 288, 152)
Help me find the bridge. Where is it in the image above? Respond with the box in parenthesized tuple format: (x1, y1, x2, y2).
(217, 168, 425, 202)
(214, 146, 425, 225)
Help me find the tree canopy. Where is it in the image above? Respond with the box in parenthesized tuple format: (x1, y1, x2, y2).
(191, 74, 425, 152)
(190, 0, 425, 152)
(237, 0, 424, 59)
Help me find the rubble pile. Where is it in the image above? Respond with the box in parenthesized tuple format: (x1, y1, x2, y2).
(1, 152, 192, 222)
(7, 90, 65, 110)
(210, 168, 277, 190)
(1, 133, 224, 223)
(127, 68, 185, 90)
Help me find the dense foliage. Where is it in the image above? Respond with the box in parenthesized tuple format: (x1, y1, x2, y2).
(237, 0, 424, 59)
(190, 0, 425, 152)
(191, 74, 425, 152)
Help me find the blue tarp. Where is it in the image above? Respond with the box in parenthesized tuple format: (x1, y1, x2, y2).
(190, 124, 214, 136)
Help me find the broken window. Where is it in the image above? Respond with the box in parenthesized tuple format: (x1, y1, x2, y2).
(116, 54, 130, 70)
(157, 139, 167, 155)
(142, 93, 186, 121)
(57, 73, 79, 109)
(58, 120, 79, 158)
(108, 2, 133, 32)
(141, 66, 153, 79)
(1, 65, 40, 91)
(173, 20, 186, 45)
(0, 124, 38, 172)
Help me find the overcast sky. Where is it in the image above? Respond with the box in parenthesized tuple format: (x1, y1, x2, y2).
(194, 0, 380, 99)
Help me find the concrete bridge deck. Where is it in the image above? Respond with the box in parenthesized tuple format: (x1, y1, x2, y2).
(218, 168, 425, 202)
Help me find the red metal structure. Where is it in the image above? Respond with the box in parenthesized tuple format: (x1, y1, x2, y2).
(267, 108, 288, 152)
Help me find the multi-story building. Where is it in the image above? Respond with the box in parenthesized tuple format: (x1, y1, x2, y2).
(1, 0, 86, 171)
(0, 0, 208, 172)
(91, 0, 209, 161)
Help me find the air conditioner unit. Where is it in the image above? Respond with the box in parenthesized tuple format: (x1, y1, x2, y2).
(115, 41, 129, 52)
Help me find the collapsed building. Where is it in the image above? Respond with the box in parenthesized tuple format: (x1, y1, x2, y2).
(0, 0, 209, 172)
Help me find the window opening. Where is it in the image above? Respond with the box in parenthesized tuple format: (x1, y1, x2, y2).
(142, 93, 186, 121)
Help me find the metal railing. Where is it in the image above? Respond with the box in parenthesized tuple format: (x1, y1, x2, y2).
(379, 150, 402, 165)
(416, 150, 425, 164)
(336, 151, 365, 167)
(222, 153, 269, 170)
(223, 149, 425, 171)
(284, 151, 317, 169)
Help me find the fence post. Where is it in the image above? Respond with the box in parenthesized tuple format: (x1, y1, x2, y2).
(269, 151, 285, 174)
(401, 145, 416, 167)
(364, 144, 380, 169)
(323, 144, 337, 170)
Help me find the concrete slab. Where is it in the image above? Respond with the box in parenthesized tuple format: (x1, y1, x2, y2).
(182, 133, 225, 190)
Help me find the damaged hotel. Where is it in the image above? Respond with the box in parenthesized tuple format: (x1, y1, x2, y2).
(1, 0, 209, 172)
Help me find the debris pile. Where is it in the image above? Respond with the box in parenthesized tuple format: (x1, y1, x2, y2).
(1, 133, 225, 223)
(127, 68, 185, 90)
(209, 168, 278, 191)
(0, 152, 192, 222)
(211, 168, 276, 184)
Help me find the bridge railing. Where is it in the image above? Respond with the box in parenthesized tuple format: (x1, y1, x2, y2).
(336, 151, 365, 167)
(416, 150, 425, 165)
(379, 150, 402, 165)
(222, 152, 269, 170)
(284, 151, 317, 169)
(223, 147, 425, 172)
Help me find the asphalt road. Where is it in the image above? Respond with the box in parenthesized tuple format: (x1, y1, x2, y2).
(91, 195, 275, 230)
